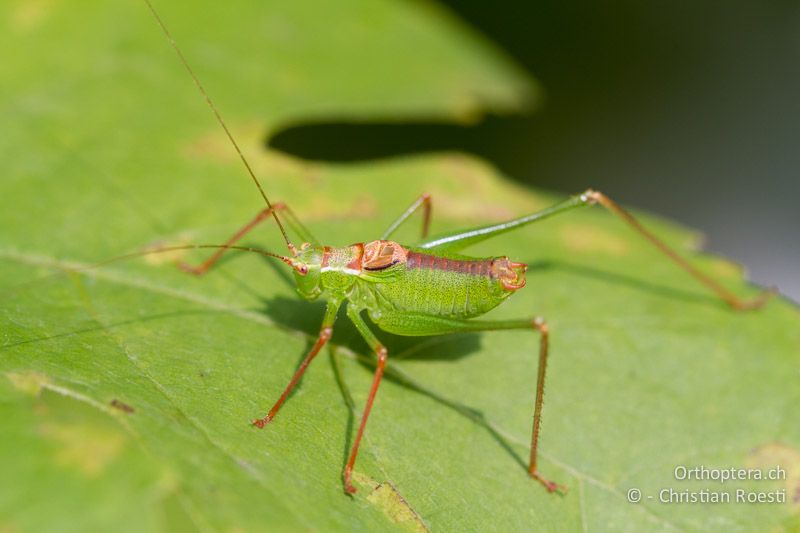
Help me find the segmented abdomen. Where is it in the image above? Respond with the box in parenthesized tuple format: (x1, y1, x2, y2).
(406, 252, 492, 277)
(370, 251, 511, 319)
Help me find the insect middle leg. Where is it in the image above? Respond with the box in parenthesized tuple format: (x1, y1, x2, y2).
(380, 193, 432, 240)
(375, 311, 565, 493)
(342, 305, 391, 494)
(180, 202, 317, 275)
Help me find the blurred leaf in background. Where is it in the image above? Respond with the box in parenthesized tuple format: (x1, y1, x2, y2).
(1, 0, 798, 531)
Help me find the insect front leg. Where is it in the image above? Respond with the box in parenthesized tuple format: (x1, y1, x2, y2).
(380, 193, 432, 240)
(342, 305, 390, 494)
(180, 202, 318, 275)
(252, 298, 341, 427)
(375, 311, 565, 493)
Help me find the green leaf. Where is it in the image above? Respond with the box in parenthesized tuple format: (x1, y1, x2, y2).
(2, 1, 798, 532)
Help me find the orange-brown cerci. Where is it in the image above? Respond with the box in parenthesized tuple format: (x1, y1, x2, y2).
(491, 258, 528, 290)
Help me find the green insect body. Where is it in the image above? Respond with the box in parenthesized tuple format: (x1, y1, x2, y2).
(197, 188, 766, 496)
(142, 0, 771, 497)
(209, 195, 595, 494)
(303, 241, 525, 328)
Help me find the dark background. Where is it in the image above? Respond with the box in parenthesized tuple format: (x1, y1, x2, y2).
(271, 1, 800, 302)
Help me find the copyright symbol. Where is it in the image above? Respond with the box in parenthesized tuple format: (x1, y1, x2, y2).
(627, 488, 641, 503)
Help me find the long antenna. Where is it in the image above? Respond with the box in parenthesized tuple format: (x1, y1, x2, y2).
(143, 0, 296, 254)
(1, 243, 305, 300)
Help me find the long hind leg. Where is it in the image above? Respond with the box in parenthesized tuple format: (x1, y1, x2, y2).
(342, 305, 392, 494)
(417, 189, 771, 310)
(376, 311, 565, 493)
(582, 190, 771, 310)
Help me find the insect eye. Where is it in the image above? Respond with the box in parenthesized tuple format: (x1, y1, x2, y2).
(297, 265, 309, 275)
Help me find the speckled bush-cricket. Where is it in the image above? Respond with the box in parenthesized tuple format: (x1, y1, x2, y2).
(142, 0, 771, 494)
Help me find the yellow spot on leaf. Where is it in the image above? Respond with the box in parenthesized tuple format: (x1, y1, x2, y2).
(11, 0, 54, 32)
(748, 443, 800, 509)
(704, 256, 743, 280)
(0, 522, 19, 533)
(447, 94, 484, 125)
(142, 238, 191, 265)
(560, 225, 629, 255)
(182, 122, 294, 173)
(301, 193, 378, 222)
(6, 371, 49, 395)
(181, 125, 253, 164)
(181, 124, 381, 221)
(39, 421, 125, 477)
(352, 473, 428, 532)
(433, 154, 545, 222)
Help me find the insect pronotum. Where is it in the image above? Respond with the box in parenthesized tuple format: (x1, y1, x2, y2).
(141, 0, 772, 494)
